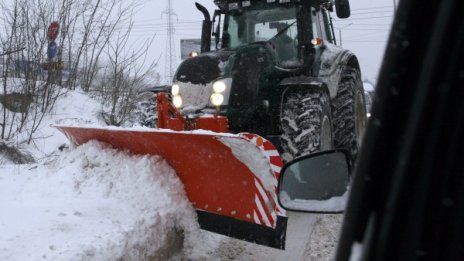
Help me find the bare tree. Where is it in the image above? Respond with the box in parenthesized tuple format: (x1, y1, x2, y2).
(64, 0, 145, 91)
(1, 0, 23, 140)
(0, 0, 157, 155)
(96, 22, 158, 126)
(0, 0, 65, 144)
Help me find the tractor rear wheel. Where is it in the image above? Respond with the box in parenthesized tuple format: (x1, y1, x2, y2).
(280, 88, 333, 162)
(332, 66, 367, 158)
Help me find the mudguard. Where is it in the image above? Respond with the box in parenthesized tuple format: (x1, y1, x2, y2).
(54, 125, 287, 249)
(317, 42, 360, 99)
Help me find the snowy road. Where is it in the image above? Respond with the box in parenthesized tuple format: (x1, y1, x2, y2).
(214, 212, 318, 260)
(177, 212, 343, 260)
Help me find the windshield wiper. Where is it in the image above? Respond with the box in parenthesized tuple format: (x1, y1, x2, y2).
(269, 21, 297, 42)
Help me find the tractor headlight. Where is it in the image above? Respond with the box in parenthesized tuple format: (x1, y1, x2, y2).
(213, 81, 227, 93)
(210, 78, 232, 107)
(211, 93, 224, 106)
(171, 83, 180, 96)
(173, 95, 183, 108)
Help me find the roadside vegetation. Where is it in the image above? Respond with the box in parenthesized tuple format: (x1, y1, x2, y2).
(0, 0, 159, 160)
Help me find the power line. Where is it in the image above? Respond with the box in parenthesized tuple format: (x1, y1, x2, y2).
(336, 15, 393, 21)
(334, 23, 392, 26)
(134, 19, 202, 24)
(118, 21, 202, 28)
(350, 6, 393, 11)
(351, 10, 394, 16)
(340, 28, 390, 31)
(341, 40, 387, 43)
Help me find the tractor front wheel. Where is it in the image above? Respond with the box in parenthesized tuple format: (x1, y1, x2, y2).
(332, 66, 367, 158)
(280, 88, 333, 162)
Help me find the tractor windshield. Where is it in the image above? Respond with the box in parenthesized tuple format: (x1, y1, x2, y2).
(226, 5, 298, 61)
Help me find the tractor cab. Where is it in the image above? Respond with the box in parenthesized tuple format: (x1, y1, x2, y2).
(197, 0, 351, 67)
(219, 2, 301, 64)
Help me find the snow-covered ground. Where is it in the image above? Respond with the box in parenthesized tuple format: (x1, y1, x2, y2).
(1, 80, 342, 260)
(176, 213, 342, 261)
(0, 141, 198, 260)
(0, 85, 211, 260)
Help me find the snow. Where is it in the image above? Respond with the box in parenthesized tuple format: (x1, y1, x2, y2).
(0, 82, 209, 260)
(175, 81, 212, 112)
(174, 78, 232, 114)
(0, 141, 198, 260)
(0, 83, 211, 260)
(1, 78, 343, 260)
(53, 123, 238, 137)
(318, 42, 346, 99)
(218, 136, 277, 196)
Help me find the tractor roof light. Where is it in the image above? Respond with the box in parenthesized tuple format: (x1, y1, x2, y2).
(228, 1, 254, 10)
(189, 51, 199, 58)
(229, 2, 239, 10)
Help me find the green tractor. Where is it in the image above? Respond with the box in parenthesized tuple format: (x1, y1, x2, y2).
(171, 0, 366, 161)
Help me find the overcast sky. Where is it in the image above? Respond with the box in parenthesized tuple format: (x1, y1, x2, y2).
(131, 0, 396, 84)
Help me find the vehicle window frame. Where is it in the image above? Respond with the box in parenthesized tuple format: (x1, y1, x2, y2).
(320, 8, 335, 43)
(311, 7, 322, 40)
(225, 6, 299, 49)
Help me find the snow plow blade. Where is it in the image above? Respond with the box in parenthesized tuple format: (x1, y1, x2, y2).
(54, 126, 287, 249)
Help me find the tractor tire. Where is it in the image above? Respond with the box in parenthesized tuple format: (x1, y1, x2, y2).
(280, 88, 333, 162)
(331, 66, 367, 158)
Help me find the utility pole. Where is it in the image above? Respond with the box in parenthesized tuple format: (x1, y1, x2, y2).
(162, 0, 177, 84)
(337, 23, 352, 47)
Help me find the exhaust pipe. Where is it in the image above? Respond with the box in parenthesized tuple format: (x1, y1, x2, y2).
(195, 3, 212, 53)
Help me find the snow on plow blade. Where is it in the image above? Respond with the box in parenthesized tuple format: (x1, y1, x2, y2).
(54, 126, 288, 249)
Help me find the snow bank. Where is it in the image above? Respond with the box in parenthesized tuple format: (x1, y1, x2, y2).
(34, 90, 103, 157)
(0, 141, 198, 260)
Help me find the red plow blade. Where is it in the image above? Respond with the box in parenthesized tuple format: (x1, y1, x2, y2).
(54, 125, 287, 249)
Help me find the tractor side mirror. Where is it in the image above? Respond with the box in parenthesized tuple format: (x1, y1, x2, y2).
(278, 150, 352, 213)
(335, 0, 351, 19)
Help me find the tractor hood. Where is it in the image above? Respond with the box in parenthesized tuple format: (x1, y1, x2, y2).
(172, 44, 286, 114)
(175, 50, 234, 85)
(172, 50, 235, 113)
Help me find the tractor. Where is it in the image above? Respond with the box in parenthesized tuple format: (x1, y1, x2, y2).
(169, 0, 366, 161)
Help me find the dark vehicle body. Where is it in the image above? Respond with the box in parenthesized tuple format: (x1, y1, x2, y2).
(172, 0, 366, 160)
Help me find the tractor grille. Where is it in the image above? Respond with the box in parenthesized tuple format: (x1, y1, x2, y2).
(230, 53, 265, 107)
